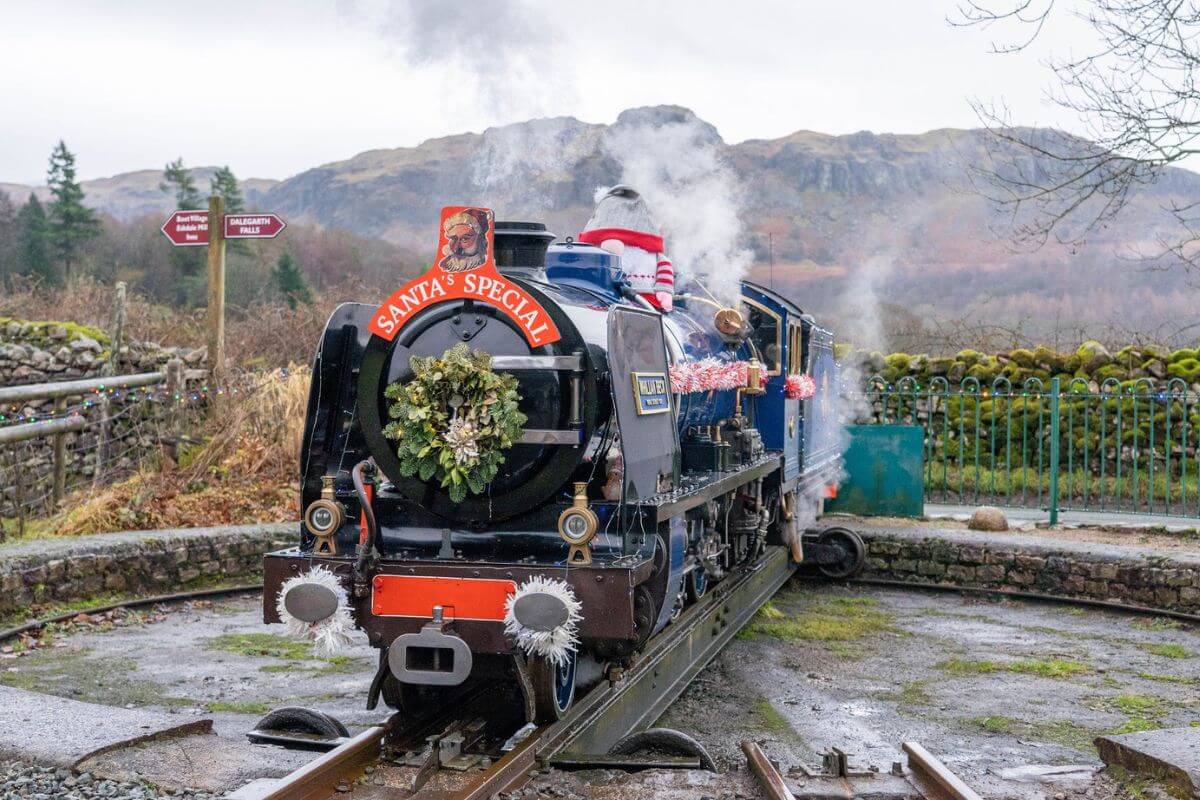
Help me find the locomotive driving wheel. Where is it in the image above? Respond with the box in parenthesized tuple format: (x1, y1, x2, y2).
(529, 650, 577, 722)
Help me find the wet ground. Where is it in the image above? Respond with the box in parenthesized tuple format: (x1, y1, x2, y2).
(3, 584, 1198, 798)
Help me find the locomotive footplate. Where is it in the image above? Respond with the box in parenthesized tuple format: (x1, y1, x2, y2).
(262, 549, 655, 652)
(637, 453, 781, 522)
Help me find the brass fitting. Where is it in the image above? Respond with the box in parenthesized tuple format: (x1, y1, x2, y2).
(304, 475, 345, 555)
(714, 307, 745, 336)
(744, 358, 766, 396)
(558, 481, 599, 565)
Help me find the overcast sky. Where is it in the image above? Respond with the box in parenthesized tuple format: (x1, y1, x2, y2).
(0, 0, 1094, 184)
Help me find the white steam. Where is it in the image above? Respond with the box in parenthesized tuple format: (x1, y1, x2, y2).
(340, 0, 575, 117)
(601, 118, 752, 306)
(838, 254, 895, 354)
(471, 117, 591, 210)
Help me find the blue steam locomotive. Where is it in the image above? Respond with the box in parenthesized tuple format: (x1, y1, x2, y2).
(261, 214, 858, 724)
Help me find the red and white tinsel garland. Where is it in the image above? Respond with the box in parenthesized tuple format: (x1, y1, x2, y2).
(785, 374, 817, 400)
(669, 358, 749, 394)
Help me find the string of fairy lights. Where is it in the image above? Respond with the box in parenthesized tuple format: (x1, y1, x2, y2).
(0, 367, 292, 427)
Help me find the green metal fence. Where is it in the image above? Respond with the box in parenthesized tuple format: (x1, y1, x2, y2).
(860, 375, 1200, 520)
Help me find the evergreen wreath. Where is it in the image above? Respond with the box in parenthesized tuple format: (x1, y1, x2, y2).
(383, 344, 526, 503)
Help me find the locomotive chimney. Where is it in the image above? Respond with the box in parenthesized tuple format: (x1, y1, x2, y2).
(494, 221, 555, 277)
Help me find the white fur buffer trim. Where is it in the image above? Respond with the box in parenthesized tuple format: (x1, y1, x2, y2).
(503, 576, 582, 667)
(276, 566, 357, 656)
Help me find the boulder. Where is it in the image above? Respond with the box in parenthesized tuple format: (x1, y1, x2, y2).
(968, 506, 1009, 532)
(69, 335, 101, 352)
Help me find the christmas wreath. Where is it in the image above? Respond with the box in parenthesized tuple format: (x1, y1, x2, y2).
(383, 344, 526, 503)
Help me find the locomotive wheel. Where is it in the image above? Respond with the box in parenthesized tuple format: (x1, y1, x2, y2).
(254, 706, 350, 739)
(529, 651, 577, 722)
(815, 526, 867, 579)
(686, 567, 708, 601)
(609, 727, 718, 772)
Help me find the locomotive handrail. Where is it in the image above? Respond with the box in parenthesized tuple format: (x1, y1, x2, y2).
(492, 355, 584, 370)
(518, 429, 584, 445)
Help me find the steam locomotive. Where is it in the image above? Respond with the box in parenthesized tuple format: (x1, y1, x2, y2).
(261, 209, 860, 723)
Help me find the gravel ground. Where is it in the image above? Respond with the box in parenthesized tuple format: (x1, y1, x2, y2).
(0, 761, 219, 800)
(3, 582, 1198, 798)
(658, 579, 1200, 798)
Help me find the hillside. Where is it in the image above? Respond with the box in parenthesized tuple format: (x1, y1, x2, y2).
(7, 106, 1200, 348)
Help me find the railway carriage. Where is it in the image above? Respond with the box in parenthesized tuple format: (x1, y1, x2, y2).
(261, 209, 862, 724)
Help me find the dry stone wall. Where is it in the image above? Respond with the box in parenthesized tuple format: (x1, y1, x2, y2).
(856, 525, 1200, 614)
(0, 523, 293, 618)
(0, 318, 205, 520)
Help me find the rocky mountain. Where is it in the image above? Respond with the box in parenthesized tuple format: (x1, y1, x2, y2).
(2, 169, 277, 219)
(7, 106, 1200, 346)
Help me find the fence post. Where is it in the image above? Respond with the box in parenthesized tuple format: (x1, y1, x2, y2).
(105, 281, 126, 377)
(1048, 376, 1061, 525)
(94, 391, 110, 488)
(165, 358, 184, 444)
(51, 396, 67, 507)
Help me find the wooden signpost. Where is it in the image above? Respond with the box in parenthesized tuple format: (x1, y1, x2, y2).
(162, 199, 286, 380)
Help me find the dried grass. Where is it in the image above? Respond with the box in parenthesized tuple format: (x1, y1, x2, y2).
(45, 368, 309, 536)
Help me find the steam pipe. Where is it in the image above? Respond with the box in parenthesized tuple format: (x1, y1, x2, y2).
(352, 459, 379, 597)
(618, 282, 658, 313)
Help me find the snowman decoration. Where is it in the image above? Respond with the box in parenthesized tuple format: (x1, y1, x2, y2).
(578, 186, 674, 311)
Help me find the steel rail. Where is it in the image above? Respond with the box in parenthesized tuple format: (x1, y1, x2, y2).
(902, 741, 984, 800)
(741, 741, 796, 800)
(846, 577, 1200, 624)
(259, 724, 390, 800)
(0, 414, 87, 445)
(0, 584, 263, 645)
(0, 371, 168, 405)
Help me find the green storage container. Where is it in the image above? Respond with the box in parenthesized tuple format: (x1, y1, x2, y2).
(825, 424, 924, 517)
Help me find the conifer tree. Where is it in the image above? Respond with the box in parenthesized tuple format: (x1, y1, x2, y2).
(0, 192, 16, 292)
(17, 194, 55, 286)
(272, 252, 313, 308)
(46, 140, 99, 281)
(210, 166, 244, 213)
(161, 157, 202, 210)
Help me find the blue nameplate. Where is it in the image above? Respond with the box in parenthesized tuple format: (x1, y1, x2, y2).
(631, 372, 670, 416)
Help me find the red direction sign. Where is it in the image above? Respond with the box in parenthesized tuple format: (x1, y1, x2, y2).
(224, 213, 286, 239)
(161, 210, 209, 247)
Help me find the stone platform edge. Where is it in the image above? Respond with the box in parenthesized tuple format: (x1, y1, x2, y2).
(0, 522, 294, 618)
(849, 522, 1200, 614)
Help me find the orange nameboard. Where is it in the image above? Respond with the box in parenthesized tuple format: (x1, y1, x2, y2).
(370, 574, 517, 621)
(367, 206, 561, 348)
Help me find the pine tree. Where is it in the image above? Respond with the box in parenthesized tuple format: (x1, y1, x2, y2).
(0, 192, 16, 292)
(272, 252, 313, 308)
(161, 158, 202, 210)
(46, 140, 100, 281)
(17, 194, 55, 286)
(210, 166, 244, 213)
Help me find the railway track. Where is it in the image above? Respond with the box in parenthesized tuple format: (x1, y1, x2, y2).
(240, 545, 796, 800)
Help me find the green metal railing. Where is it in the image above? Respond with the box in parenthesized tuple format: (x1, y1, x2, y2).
(861, 375, 1200, 520)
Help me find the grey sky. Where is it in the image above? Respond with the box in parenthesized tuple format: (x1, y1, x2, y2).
(0, 0, 1092, 184)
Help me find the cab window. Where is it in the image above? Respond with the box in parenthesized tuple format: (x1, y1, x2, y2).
(788, 324, 803, 375)
(745, 301, 781, 374)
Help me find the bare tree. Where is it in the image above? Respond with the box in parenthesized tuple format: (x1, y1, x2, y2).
(953, 1, 1200, 266)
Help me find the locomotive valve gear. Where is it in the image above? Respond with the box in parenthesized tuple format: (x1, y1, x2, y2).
(304, 476, 344, 555)
(558, 482, 599, 565)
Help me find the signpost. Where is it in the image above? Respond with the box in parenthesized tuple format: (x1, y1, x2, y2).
(224, 213, 286, 239)
(162, 201, 287, 380)
(161, 210, 209, 246)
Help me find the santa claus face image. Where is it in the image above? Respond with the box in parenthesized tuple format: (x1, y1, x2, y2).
(439, 210, 490, 272)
